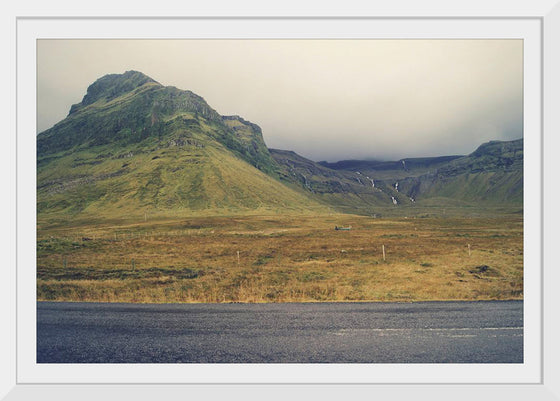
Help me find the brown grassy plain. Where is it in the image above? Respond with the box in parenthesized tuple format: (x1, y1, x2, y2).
(36, 214, 523, 303)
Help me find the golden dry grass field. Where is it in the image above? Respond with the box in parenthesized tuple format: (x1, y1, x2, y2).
(36, 214, 523, 303)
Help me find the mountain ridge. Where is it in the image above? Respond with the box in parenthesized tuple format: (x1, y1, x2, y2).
(37, 71, 523, 219)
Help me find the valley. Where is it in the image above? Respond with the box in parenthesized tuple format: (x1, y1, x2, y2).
(37, 213, 523, 303)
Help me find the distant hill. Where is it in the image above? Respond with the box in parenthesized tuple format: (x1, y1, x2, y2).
(37, 71, 523, 220)
(318, 155, 463, 178)
(397, 139, 523, 205)
(271, 139, 523, 213)
(270, 149, 395, 214)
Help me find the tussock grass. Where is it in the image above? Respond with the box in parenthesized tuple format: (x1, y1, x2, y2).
(37, 214, 523, 303)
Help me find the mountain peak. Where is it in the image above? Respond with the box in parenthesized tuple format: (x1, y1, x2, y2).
(69, 71, 160, 114)
(39, 70, 278, 176)
(469, 138, 523, 157)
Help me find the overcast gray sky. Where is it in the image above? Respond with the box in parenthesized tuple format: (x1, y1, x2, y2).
(37, 39, 522, 162)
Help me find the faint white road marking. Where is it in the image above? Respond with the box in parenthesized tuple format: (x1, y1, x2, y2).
(333, 327, 523, 336)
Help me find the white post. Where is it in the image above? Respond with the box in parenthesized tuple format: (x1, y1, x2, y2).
(382, 245, 386, 261)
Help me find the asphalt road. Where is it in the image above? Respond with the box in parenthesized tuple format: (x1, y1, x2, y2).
(37, 300, 523, 363)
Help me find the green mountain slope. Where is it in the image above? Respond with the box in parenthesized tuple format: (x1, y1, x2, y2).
(37, 71, 328, 219)
(38, 71, 277, 175)
(397, 139, 523, 204)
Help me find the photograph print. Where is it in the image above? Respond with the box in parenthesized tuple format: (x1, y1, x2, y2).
(36, 39, 523, 364)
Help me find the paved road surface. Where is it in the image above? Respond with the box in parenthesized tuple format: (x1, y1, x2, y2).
(37, 300, 523, 363)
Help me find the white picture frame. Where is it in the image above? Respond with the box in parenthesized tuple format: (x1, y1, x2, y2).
(3, 0, 559, 399)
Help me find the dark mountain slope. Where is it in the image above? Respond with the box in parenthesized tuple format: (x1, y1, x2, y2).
(319, 155, 463, 180)
(271, 139, 523, 212)
(270, 149, 415, 214)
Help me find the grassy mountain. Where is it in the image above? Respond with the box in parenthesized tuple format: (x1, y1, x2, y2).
(37, 71, 328, 220)
(38, 71, 277, 175)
